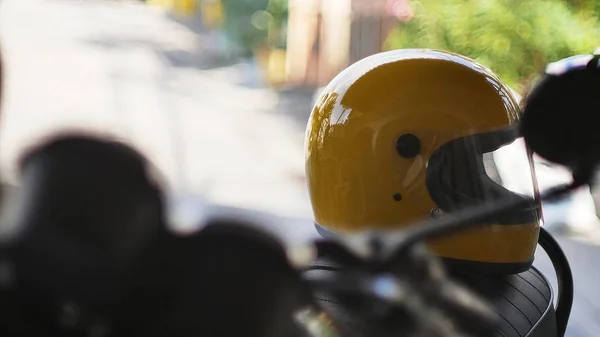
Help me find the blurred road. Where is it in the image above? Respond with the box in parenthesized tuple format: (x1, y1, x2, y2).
(0, 0, 314, 220)
(0, 1, 599, 337)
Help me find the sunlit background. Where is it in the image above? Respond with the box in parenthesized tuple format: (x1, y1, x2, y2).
(1, 0, 600, 336)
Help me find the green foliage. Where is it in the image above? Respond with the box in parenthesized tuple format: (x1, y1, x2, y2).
(385, 0, 600, 93)
(219, 0, 288, 58)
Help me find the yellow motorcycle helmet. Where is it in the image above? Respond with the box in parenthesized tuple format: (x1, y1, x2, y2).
(305, 49, 542, 274)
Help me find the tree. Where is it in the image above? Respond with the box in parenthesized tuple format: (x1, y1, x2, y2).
(219, 0, 288, 58)
(385, 0, 600, 93)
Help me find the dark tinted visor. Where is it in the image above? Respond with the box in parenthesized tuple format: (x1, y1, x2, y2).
(426, 125, 541, 224)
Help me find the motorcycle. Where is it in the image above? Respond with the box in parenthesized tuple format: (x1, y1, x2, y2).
(0, 50, 596, 337)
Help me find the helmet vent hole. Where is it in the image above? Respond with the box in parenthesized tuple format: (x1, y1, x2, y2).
(393, 193, 402, 201)
(396, 134, 421, 158)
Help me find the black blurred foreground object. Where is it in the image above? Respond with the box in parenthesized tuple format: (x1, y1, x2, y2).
(0, 134, 166, 335)
(521, 52, 600, 185)
(0, 134, 332, 337)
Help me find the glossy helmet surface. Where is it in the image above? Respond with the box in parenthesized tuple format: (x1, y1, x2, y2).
(305, 49, 542, 274)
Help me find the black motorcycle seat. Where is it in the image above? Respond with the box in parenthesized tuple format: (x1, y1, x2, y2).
(304, 258, 557, 337)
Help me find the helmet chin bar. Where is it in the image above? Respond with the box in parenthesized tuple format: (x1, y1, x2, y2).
(308, 179, 578, 269)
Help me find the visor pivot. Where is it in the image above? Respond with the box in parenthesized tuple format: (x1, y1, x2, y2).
(397, 134, 421, 158)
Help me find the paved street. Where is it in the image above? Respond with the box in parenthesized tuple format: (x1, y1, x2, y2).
(0, 0, 599, 336)
(0, 0, 314, 221)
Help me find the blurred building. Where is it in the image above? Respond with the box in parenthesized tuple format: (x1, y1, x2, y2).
(144, 0, 403, 89)
(285, 0, 400, 87)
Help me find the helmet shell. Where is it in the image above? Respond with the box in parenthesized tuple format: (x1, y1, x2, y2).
(305, 49, 541, 273)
